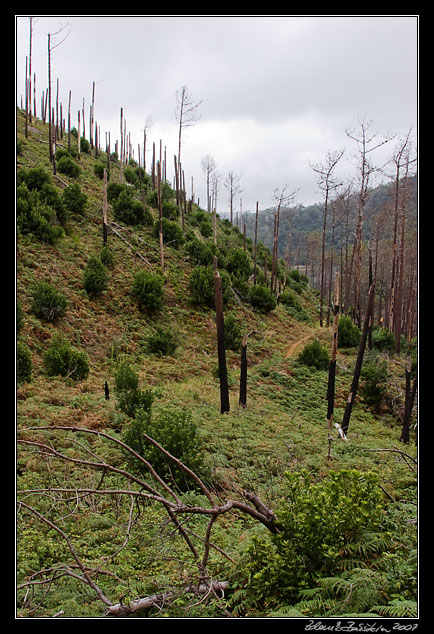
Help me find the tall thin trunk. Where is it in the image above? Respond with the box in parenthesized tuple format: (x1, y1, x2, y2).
(214, 264, 230, 414)
(341, 279, 376, 436)
(253, 202, 259, 285)
(103, 168, 108, 246)
(239, 335, 248, 408)
(157, 161, 164, 271)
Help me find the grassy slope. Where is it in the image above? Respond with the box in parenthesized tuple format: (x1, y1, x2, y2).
(16, 109, 417, 616)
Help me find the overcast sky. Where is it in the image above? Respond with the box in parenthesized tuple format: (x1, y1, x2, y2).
(15, 15, 418, 213)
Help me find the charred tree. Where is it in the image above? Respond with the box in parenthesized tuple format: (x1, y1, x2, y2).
(214, 263, 230, 414)
(341, 278, 376, 436)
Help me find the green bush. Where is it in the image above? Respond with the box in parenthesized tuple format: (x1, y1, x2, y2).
(93, 163, 107, 180)
(297, 338, 330, 370)
(226, 248, 251, 280)
(162, 200, 179, 220)
(361, 358, 389, 410)
(83, 256, 108, 295)
(147, 326, 178, 356)
(280, 290, 302, 311)
(249, 284, 276, 313)
(371, 326, 396, 353)
(17, 183, 64, 244)
(122, 407, 207, 490)
(338, 315, 361, 348)
(80, 136, 90, 154)
(132, 270, 164, 312)
(232, 469, 389, 611)
(17, 341, 32, 384)
(186, 238, 215, 266)
(112, 189, 145, 225)
(224, 314, 242, 352)
(189, 266, 232, 308)
(107, 182, 129, 202)
(123, 166, 138, 186)
(153, 218, 185, 248)
(62, 183, 87, 216)
(17, 167, 50, 191)
(31, 281, 67, 323)
(38, 183, 68, 224)
(100, 246, 114, 268)
(114, 362, 154, 418)
(43, 334, 89, 381)
(57, 156, 81, 177)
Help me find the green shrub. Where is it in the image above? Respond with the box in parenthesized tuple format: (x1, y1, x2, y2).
(122, 407, 206, 490)
(38, 183, 68, 224)
(225, 248, 251, 280)
(114, 362, 154, 418)
(80, 136, 90, 154)
(107, 182, 129, 202)
(224, 314, 242, 352)
(83, 256, 108, 295)
(43, 334, 89, 381)
(93, 163, 107, 179)
(338, 315, 361, 348)
(57, 156, 81, 177)
(280, 290, 302, 311)
(132, 270, 164, 312)
(232, 469, 389, 611)
(123, 166, 138, 186)
(297, 338, 330, 370)
(186, 238, 215, 266)
(360, 358, 389, 410)
(31, 281, 67, 323)
(152, 218, 185, 248)
(249, 284, 276, 313)
(147, 325, 178, 356)
(100, 246, 114, 268)
(17, 167, 50, 191)
(17, 189, 64, 244)
(162, 200, 179, 220)
(371, 326, 396, 353)
(62, 183, 87, 216)
(17, 341, 32, 384)
(189, 266, 231, 308)
(112, 189, 145, 225)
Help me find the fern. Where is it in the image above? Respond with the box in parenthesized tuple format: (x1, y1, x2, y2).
(371, 599, 418, 618)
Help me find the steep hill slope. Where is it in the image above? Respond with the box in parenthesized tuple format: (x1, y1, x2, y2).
(16, 109, 417, 619)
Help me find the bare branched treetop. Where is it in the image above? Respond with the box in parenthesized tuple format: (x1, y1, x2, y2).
(175, 85, 202, 168)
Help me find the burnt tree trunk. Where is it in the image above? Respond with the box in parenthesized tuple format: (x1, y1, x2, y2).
(103, 168, 108, 246)
(239, 336, 248, 408)
(400, 353, 417, 444)
(214, 264, 230, 414)
(327, 272, 340, 432)
(341, 279, 376, 436)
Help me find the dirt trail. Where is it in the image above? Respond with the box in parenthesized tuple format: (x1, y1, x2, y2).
(285, 332, 315, 359)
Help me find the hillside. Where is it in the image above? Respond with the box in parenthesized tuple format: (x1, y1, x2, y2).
(16, 109, 417, 619)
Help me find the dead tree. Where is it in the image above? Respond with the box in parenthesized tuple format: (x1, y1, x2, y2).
(157, 161, 164, 271)
(175, 85, 202, 199)
(253, 202, 259, 284)
(341, 278, 376, 436)
(214, 263, 230, 414)
(327, 272, 341, 455)
(224, 171, 243, 226)
(17, 425, 281, 617)
(239, 330, 259, 408)
(310, 150, 344, 326)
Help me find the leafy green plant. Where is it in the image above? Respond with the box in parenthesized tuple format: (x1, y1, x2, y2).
(297, 338, 329, 370)
(224, 314, 242, 352)
(114, 362, 154, 418)
(147, 325, 178, 356)
(338, 316, 361, 348)
(57, 156, 81, 177)
(360, 358, 389, 410)
(43, 334, 89, 381)
(371, 326, 396, 353)
(83, 256, 108, 295)
(31, 281, 67, 323)
(17, 167, 50, 191)
(153, 218, 185, 248)
(62, 183, 87, 216)
(225, 248, 251, 280)
(112, 189, 145, 225)
(249, 284, 276, 313)
(280, 289, 302, 311)
(17, 340, 32, 384)
(132, 270, 164, 312)
(189, 265, 231, 308)
(17, 183, 64, 244)
(231, 469, 390, 613)
(122, 407, 207, 490)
